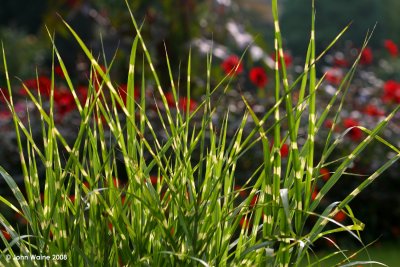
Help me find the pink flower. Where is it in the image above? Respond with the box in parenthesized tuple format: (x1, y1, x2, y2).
(221, 55, 243, 76)
(384, 39, 398, 57)
(360, 47, 373, 65)
(249, 67, 268, 88)
(343, 118, 363, 142)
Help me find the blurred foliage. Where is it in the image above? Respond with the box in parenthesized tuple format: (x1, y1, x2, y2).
(280, 0, 396, 56)
(0, 28, 49, 82)
(0, 0, 46, 34)
(0, 0, 232, 97)
(1, 0, 400, 245)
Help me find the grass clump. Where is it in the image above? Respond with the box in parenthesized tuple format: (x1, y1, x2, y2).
(0, 1, 398, 266)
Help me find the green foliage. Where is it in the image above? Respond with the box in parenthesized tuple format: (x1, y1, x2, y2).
(0, 28, 48, 82)
(281, 0, 383, 55)
(380, 0, 400, 44)
(0, 1, 398, 266)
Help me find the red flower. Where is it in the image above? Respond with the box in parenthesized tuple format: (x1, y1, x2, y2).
(0, 89, 10, 105)
(179, 97, 198, 112)
(149, 175, 160, 185)
(325, 67, 343, 85)
(311, 189, 318, 200)
(343, 118, 363, 141)
(234, 185, 247, 198)
(221, 55, 243, 76)
(320, 168, 330, 182)
(333, 58, 349, 67)
(333, 53, 349, 67)
(54, 89, 76, 116)
(324, 119, 333, 129)
(165, 91, 175, 107)
(69, 195, 76, 203)
(118, 84, 140, 105)
(250, 194, 258, 207)
(360, 47, 373, 65)
(384, 39, 398, 57)
(273, 52, 293, 68)
(20, 76, 52, 97)
(111, 177, 124, 188)
(280, 143, 289, 157)
(164, 92, 197, 112)
(382, 80, 400, 103)
(1, 229, 11, 241)
(282, 52, 293, 67)
(334, 211, 346, 223)
(82, 181, 90, 189)
(240, 216, 250, 229)
(249, 67, 268, 88)
(77, 86, 88, 105)
(364, 104, 384, 117)
(54, 65, 65, 79)
(0, 110, 11, 121)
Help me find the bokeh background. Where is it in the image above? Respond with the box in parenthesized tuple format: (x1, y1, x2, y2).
(1, 0, 400, 255)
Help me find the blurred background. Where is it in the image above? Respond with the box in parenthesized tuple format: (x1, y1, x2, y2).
(0, 0, 399, 261)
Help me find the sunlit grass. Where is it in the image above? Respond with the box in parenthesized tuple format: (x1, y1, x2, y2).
(302, 243, 400, 267)
(0, 0, 399, 266)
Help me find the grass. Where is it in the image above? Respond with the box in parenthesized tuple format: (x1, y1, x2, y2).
(302, 243, 400, 267)
(0, 0, 399, 266)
